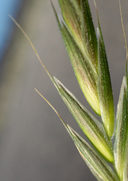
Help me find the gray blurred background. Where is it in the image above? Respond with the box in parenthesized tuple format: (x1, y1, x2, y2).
(0, 0, 127, 180)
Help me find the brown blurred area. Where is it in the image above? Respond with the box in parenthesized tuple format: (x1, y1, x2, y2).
(0, 0, 127, 181)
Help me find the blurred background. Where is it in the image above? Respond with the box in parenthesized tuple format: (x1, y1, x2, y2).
(0, 0, 127, 180)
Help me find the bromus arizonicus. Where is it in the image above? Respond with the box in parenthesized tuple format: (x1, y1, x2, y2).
(10, 0, 128, 180)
